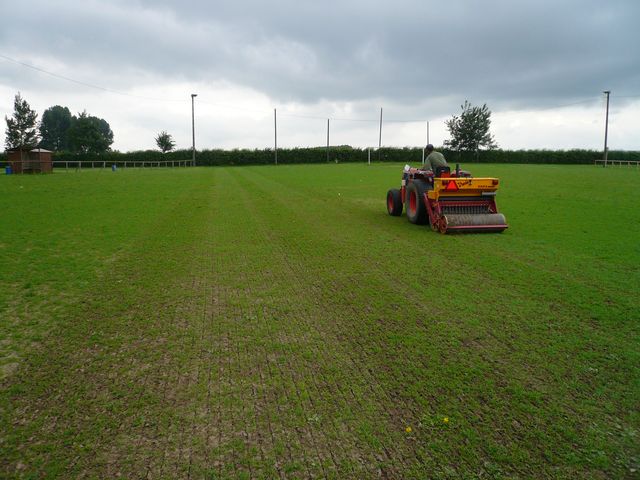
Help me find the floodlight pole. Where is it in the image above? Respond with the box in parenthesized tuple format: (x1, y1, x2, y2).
(603, 90, 610, 167)
(326, 118, 330, 162)
(423, 121, 430, 164)
(274, 108, 278, 165)
(378, 107, 383, 162)
(191, 93, 197, 167)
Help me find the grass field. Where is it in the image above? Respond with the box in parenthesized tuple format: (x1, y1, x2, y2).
(1, 163, 638, 479)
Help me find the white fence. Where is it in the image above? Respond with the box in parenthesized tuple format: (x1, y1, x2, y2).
(2, 159, 192, 171)
(52, 160, 191, 169)
(594, 159, 640, 167)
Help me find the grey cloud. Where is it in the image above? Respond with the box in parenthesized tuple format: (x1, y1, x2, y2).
(1, 0, 639, 119)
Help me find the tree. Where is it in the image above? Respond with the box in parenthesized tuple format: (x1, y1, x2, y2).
(4, 92, 39, 151)
(67, 111, 114, 154)
(39, 105, 73, 151)
(444, 101, 497, 158)
(155, 131, 175, 153)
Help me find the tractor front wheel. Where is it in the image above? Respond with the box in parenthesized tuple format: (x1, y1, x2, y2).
(387, 189, 403, 216)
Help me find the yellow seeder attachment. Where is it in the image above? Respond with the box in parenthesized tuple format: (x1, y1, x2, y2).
(426, 177, 508, 233)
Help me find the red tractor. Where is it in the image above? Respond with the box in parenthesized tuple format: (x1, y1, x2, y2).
(386, 165, 508, 233)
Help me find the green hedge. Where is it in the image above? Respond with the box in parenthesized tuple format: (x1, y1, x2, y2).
(190, 147, 639, 166)
(3, 147, 639, 166)
(448, 149, 640, 164)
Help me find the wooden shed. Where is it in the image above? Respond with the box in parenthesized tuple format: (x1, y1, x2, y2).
(7, 148, 53, 173)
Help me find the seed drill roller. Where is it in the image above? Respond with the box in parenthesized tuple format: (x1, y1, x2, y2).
(386, 165, 508, 234)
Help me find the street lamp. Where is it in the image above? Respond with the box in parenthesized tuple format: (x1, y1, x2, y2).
(191, 93, 197, 167)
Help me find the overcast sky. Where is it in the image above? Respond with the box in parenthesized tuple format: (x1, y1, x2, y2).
(1, 0, 639, 152)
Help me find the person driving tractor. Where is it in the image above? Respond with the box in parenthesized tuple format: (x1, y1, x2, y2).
(423, 144, 447, 172)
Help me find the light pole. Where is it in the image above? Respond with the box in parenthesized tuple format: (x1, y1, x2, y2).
(326, 118, 330, 163)
(191, 93, 197, 167)
(274, 108, 277, 165)
(378, 107, 383, 162)
(603, 90, 610, 167)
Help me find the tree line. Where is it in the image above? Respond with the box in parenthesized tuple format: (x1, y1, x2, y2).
(4, 93, 114, 154)
(5, 91, 499, 156)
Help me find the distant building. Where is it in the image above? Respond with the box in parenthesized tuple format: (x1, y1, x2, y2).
(7, 148, 53, 173)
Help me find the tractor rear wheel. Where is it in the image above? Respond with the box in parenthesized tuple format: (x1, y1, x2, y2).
(406, 181, 428, 225)
(386, 189, 403, 216)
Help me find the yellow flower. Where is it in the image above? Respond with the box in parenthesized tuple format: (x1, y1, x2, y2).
(405, 426, 412, 433)
(443, 417, 449, 424)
